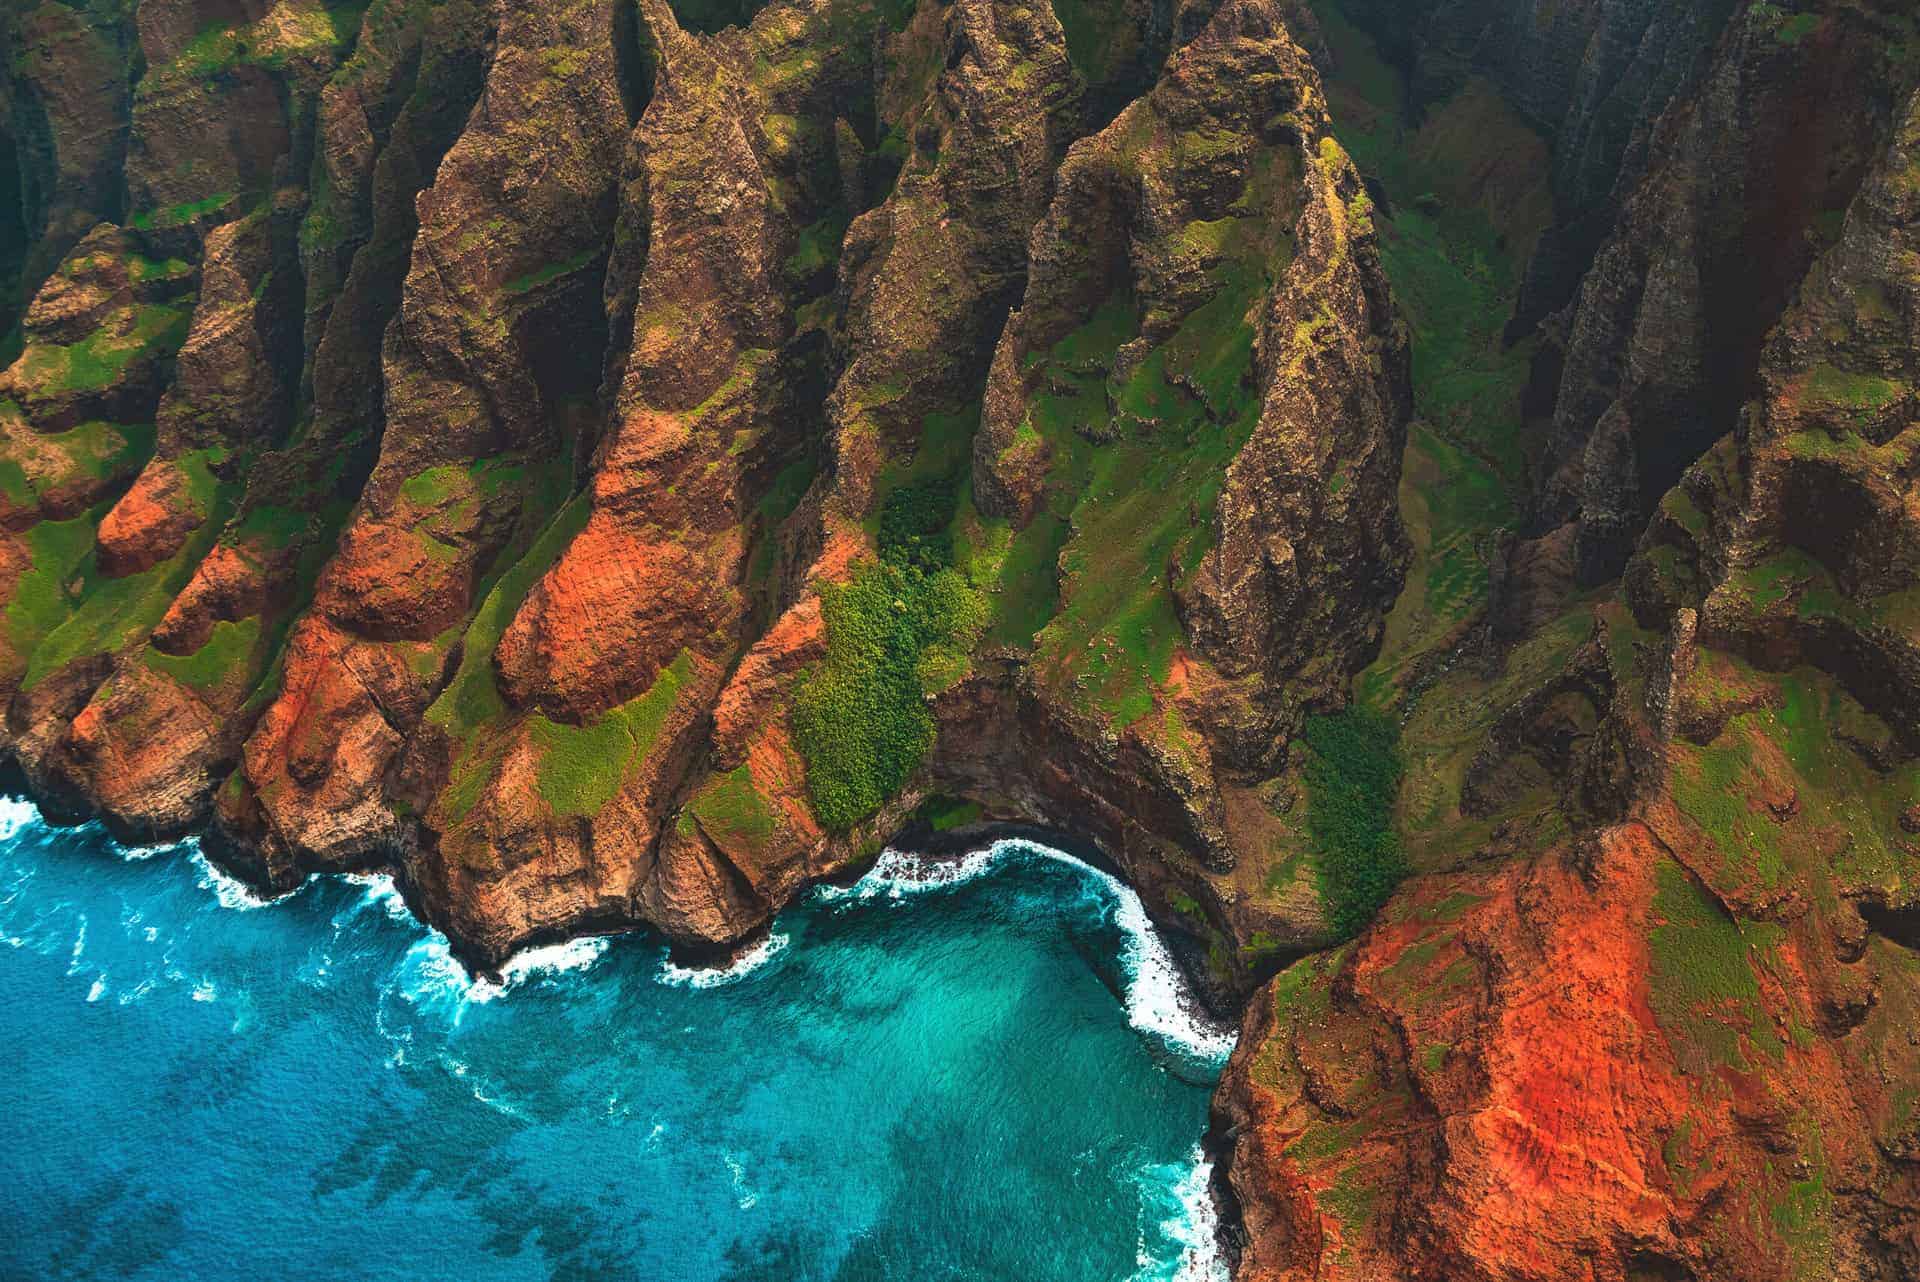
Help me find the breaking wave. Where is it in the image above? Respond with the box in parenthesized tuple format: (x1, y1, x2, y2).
(823, 838, 1237, 1066)
(658, 931, 790, 988)
(1128, 1145, 1231, 1282)
(2, 794, 1233, 1278)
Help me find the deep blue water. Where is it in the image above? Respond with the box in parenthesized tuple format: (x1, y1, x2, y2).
(0, 798, 1233, 1281)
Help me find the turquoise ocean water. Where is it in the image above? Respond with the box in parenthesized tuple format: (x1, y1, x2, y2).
(0, 797, 1233, 1281)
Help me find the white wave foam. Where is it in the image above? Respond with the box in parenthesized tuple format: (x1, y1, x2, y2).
(392, 932, 481, 1012)
(66, 914, 87, 975)
(114, 835, 199, 864)
(827, 838, 1236, 1065)
(85, 975, 105, 1002)
(230, 990, 256, 1034)
(816, 846, 1000, 901)
(1105, 879, 1237, 1066)
(351, 875, 613, 1006)
(658, 932, 788, 989)
(499, 936, 610, 986)
(343, 872, 412, 922)
(191, 979, 217, 1003)
(393, 929, 611, 1016)
(724, 1153, 760, 1211)
(373, 1000, 413, 1068)
(0, 796, 41, 842)
(116, 976, 157, 1006)
(188, 849, 274, 911)
(1133, 1146, 1229, 1282)
(441, 1053, 528, 1118)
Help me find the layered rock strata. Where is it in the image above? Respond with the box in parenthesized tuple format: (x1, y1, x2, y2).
(1216, 14, 1920, 1276)
(0, 0, 1409, 998)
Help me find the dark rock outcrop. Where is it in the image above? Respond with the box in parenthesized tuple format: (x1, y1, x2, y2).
(1331, 0, 1743, 332)
(1534, 0, 1920, 587)
(1218, 74, 1920, 1282)
(0, 0, 1411, 994)
(8, 1, 1920, 1275)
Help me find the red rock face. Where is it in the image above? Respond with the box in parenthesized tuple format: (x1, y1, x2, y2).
(1222, 792, 1920, 1279)
(4, 0, 1920, 1270)
(495, 515, 730, 720)
(1219, 48, 1920, 1278)
(1219, 823, 1689, 1281)
(94, 461, 202, 576)
(232, 616, 418, 875)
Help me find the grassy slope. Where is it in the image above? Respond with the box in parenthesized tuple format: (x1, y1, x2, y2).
(796, 135, 1288, 830)
(1310, 0, 1576, 876)
(1287, 10, 1919, 1264)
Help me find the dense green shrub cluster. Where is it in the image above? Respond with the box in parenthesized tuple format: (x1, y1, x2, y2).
(877, 476, 957, 573)
(791, 563, 940, 831)
(792, 466, 987, 831)
(1300, 707, 1407, 936)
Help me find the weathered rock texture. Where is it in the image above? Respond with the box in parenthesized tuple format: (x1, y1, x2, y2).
(961, 0, 1409, 969)
(1216, 20, 1920, 1278)
(0, 0, 1409, 997)
(1330, 0, 1742, 332)
(1534, 0, 1920, 587)
(9, 0, 1920, 1276)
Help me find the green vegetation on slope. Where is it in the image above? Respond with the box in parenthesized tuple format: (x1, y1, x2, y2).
(0, 419, 154, 511)
(162, 2, 366, 81)
(793, 436, 990, 829)
(1671, 652, 1920, 905)
(1311, 0, 1572, 881)
(14, 305, 191, 396)
(503, 247, 600, 297)
(791, 558, 987, 830)
(688, 764, 780, 853)
(427, 486, 589, 822)
(128, 194, 235, 234)
(144, 617, 264, 692)
(1646, 859, 1776, 1075)
(528, 651, 695, 818)
(5, 513, 103, 664)
(1298, 708, 1407, 935)
(11, 464, 237, 691)
(1016, 273, 1269, 730)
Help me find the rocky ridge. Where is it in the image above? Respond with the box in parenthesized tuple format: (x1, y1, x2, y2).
(1214, 2, 1920, 1278)
(0, 0, 1407, 998)
(8, 0, 1920, 1277)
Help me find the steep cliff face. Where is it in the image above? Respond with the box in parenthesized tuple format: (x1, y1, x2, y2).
(0, 0, 1411, 989)
(1216, 11, 1920, 1277)
(1330, 0, 1917, 592)
(11, 1, 1920, 1273)
(1535, 0, 1920, 587)
(399, 0, 887, 958)
(3, 0, 138, 328)
(1329, 0, 1742, 332)
(952, 0, 1408, 975)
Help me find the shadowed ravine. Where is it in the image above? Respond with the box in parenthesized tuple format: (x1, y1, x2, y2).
(9, 0, 1920, 1273)
(0, 797, 1234, 1281)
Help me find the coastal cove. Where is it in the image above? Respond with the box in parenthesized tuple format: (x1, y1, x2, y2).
(0, 797, 1235, 1281)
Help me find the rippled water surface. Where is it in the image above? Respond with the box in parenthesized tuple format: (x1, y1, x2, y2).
(0, 800, 1232, 1281)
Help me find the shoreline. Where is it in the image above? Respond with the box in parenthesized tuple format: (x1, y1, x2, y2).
(1, 746, 1250, 1023)
(0, 792, 1237, 1281)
